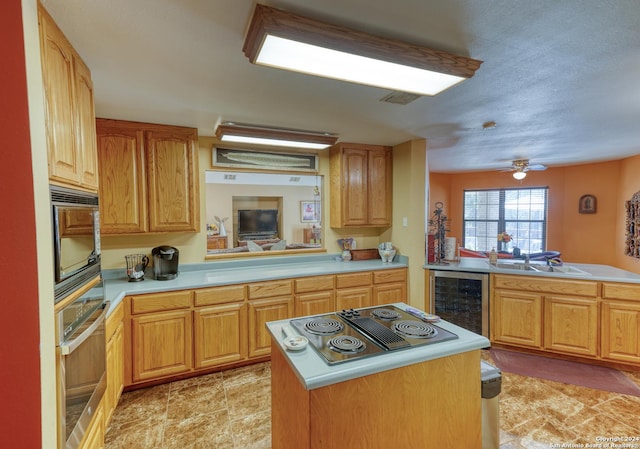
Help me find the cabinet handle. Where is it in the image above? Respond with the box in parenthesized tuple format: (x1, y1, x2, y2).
(60, 301, 109, 355)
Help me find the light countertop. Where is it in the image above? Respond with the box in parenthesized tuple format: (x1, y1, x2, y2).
(102, 253, 408, 315)
(265, 302, 490, 390)
(424, 257, 640, 283)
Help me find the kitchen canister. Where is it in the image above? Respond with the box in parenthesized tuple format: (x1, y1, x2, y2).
(444, 237, 457, 261)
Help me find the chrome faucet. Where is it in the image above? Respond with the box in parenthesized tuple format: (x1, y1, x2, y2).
(524, 254, 530, 268)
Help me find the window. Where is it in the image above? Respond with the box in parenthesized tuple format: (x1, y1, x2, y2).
(463, 187, 548, 254)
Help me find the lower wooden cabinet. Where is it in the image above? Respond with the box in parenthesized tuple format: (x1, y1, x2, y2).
(490, 275, 640, 368)
(104, 321, 124, 425)
(123, 268, 408, 387)
(372, 268, 407, 305)
(335, 272, 373, 310)
(544, 295, 598, 356)
(492, 289, 543, 348)
(492, 274, 603, 357)
(194, 302, 247, 368)
(131, 309, 193, 382)
(601, 300, 640, 363)
(294, 275, 335, 316)
(248, 297, 294, 358)
(104, 301, 124, 426)
(336, 287, 372, 310)
(295, 291, 335, 317)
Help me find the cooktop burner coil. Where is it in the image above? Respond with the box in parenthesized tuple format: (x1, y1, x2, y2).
(305, 318, 344, 335)
(392, 320, 439, 339)
(371, 308, 402, 320)
(328, 336, 366, 353)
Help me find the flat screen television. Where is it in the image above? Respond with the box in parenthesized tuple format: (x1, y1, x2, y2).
(238, 209, 279, 237)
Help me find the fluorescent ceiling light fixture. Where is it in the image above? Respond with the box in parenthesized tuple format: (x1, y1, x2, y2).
(243, 4, 482, 96)
(215, 122, 338, 150)
(513, 171, 527, 180)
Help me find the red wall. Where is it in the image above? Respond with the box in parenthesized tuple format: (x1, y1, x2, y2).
(0, 1, 43, 447)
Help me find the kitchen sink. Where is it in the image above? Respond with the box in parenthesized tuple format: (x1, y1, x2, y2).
(532, 264, 591, 276)
(493, 261, 591, 276)
(494, 262, 541, 272)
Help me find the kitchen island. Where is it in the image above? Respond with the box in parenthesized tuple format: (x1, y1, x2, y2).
(266, 303, 489, 449)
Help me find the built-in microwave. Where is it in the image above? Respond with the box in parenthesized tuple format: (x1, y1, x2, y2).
(51, 185, 101, 303)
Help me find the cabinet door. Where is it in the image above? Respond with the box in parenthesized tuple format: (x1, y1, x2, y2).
(336, 287, 372, 310)
(194, 303, 247, 368)
(339, 148, 368, 226)
(544, 295, 598, 356)
(146, 128, 199, 232)
(105, 321, 124, 426)
(248, 297, 293, 358)
(295, 291, 335, 317)
(367, 147, 392, 226)
(96, 123, 148, 233)
(74, 56, 99, 190)
(329, 143, 392, 227)
(131, 310, 192, 382)
(492, 290, 542, 348)
(39, 7, 80, 186)
(602, 300, 640, 363)
(372, 283, 406, 306)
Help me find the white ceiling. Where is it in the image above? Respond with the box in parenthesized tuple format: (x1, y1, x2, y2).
(41, 0, 640, 173)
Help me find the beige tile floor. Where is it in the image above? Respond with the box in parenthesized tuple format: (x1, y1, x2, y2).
(105, 352, 640, 449)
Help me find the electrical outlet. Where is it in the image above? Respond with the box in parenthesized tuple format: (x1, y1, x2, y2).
(402, 217, 408, 226)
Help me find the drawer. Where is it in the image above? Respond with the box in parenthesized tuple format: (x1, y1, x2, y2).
(248, 280, 293, 299)
(130, 291, 193, 314)
(294, 275, 335, 293)
(493, 275, 598, 297)
(373, 268, 406, 284)
(335, 272, 372, 289)
(602, 282, 640, 302)
(194, 284, 246, 306)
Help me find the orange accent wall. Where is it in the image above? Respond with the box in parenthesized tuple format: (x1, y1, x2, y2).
(429, 158, 640, 271)
(1, 1, 43, 447)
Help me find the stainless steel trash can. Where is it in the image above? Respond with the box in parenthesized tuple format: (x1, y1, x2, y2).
(481, 360, 502, 449)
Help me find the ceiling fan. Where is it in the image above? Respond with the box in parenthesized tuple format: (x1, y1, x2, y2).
(500, 159, 547, 180)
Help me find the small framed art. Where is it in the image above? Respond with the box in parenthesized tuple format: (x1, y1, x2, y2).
(579, 194, 597, 214)
(300, 201, 320, 223)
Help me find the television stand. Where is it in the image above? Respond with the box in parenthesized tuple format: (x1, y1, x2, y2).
(239, 233, 277, 241)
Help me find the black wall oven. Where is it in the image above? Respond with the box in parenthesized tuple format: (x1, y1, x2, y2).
(56, 286, 108, 449)
(51, 185, 101, 303)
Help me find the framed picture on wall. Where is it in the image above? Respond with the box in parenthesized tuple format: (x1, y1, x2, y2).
(300, 201, 320, 223)
(579, 194, 597, 214)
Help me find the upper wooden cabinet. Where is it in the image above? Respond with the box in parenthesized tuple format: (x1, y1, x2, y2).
(96, 119, 200, 234)
(38, 5, 99, 192)
(329, 143, 392, 227)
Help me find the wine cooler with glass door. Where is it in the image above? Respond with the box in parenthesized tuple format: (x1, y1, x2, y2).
(429, 270, 489, 338)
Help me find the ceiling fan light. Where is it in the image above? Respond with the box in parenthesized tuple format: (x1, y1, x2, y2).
(243, 4, 482, 96)
(513, 171, 527, 180)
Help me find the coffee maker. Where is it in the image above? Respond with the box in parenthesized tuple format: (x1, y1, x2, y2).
(151, 246, 179, 280)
